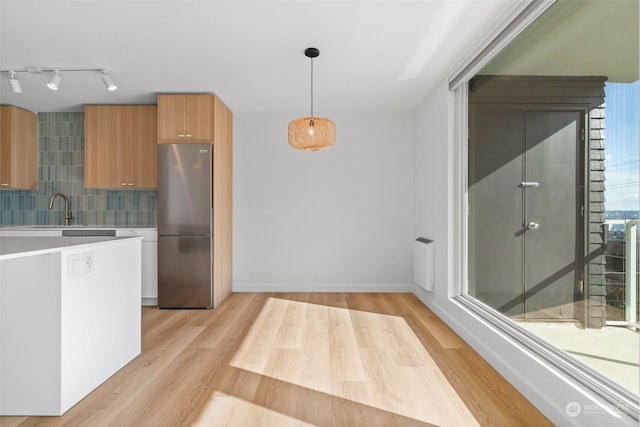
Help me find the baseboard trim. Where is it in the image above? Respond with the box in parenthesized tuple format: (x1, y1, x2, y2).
(141, 297, 158, 306)
(233, 283, 416, 293)
(140, 286, 415, 305)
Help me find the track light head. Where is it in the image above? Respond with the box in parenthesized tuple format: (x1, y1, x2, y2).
(47, 70, 61, 90)
(101, 70, 117, 91)
(8, 70, 22, 93)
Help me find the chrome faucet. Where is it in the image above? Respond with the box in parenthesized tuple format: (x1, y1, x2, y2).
(48, 192, 73, 226)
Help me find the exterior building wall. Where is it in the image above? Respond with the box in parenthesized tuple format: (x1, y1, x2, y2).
(469, 75, 607, 328)
(588, 103, 607, 327)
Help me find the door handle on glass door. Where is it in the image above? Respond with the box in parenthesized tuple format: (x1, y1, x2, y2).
(527, 222, 540, 230)
(519, 182, 540, 188)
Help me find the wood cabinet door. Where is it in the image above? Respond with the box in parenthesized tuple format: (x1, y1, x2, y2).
(85, 106, 126, 188)
(130, 106, 157, 188)
(0, 106, 38, 189)
(185, 95, 214, 142)
(15, 108, 38, 189)
(116, 107, 133, 187)
(0, 107, 11, 188)
(157, 95, 187, 142)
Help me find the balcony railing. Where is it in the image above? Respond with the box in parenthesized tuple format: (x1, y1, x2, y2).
(605, 220, 640, 330)
(626, 220, 639, 330)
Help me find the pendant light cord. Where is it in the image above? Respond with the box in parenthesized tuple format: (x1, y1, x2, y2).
(310, 56, 314, 118)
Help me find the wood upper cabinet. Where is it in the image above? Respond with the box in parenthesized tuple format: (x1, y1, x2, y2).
(0, 106, 38, 190)
(157, 95, 215, 143)
(85, 105, 157, 189)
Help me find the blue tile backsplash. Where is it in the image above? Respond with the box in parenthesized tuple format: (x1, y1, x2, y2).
(0, 112, 157, 226)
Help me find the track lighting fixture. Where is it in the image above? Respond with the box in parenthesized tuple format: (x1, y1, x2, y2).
(47, 70, 62, 90)
(8, 70, 22, 93)
(1, 65, 117, 93)
(101, 70, 117, 91)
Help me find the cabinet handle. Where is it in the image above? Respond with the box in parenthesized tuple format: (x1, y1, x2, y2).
(185, 134, 192, 138)
(128, 183, 134, 186)
(121, 182, 128, 186)
(0, 183, 8, 187)
(178, 134, 185, 138)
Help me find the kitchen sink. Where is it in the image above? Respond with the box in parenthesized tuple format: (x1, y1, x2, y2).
(61, 229, 116, 236)
(31, 225, 87, 228)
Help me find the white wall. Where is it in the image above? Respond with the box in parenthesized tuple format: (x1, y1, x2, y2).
(413, 83, 451, 298)
(233, 112, 414, 291)
(412, 81, 638, 426)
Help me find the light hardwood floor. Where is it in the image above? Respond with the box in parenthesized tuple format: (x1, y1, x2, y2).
(1, 293, 552, 426)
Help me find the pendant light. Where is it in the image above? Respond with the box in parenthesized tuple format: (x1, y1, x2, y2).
(288, 47, 336, 151)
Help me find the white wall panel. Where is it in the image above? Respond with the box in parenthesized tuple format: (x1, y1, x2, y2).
(233, 112, 414, 291)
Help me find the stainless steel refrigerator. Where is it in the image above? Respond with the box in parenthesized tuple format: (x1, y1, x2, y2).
(157, 143, 213, 308)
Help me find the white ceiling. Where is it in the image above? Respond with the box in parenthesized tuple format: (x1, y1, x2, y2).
(0, 0, 521, 113)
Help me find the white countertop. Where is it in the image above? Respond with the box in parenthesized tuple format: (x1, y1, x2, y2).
(0, 225, 157, 230)
(0, 226, 157, 240)
(0, 235, 143, 261)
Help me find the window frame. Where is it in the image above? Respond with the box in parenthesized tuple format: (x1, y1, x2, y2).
(449, 0, 640, 419)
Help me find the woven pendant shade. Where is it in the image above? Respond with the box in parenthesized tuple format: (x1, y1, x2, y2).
(288, 117, 336, 151)
(289, 47, 335, 151)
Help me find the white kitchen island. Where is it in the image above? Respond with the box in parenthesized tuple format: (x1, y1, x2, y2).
(0, 235, 142, 416)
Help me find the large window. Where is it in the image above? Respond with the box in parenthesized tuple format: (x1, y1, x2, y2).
(465, 0, 638, 409)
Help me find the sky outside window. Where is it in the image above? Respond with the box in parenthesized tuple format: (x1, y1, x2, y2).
(604, 81, 639, 216)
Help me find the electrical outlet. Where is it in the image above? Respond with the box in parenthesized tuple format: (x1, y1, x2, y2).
(82, 252, 95, 274)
